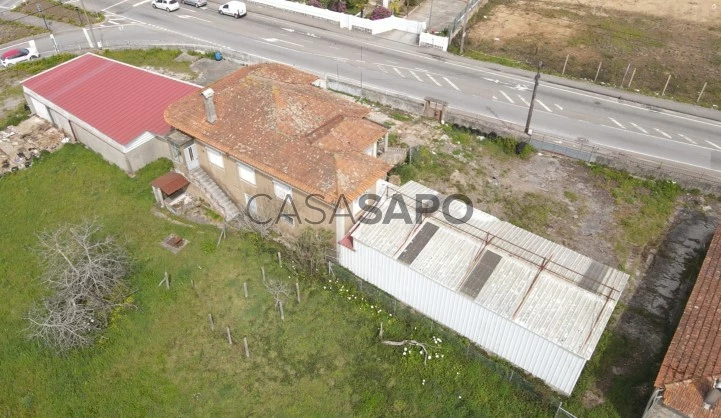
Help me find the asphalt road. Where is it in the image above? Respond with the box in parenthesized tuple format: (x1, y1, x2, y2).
(4, 0, 721, 173)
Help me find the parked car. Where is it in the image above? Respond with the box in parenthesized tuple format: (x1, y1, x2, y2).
(1, 47, 39, 67)
(151, 0, 179, 11)
(182, 0, 206, 7)
(218, 1, 246, 18)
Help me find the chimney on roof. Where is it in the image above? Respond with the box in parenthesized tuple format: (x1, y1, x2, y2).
(703, 379, 721, 410)
(201, 88, 216, 124)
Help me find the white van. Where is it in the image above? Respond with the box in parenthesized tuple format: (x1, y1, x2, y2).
(218, 1, 246, 18)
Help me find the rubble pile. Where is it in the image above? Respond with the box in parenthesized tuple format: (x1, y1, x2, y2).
(0, 116, 68, 177)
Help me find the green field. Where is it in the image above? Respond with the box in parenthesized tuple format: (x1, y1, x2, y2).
(0, 145, 556, 416)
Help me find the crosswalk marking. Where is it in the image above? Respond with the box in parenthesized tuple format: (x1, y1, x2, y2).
(132, 0, 150, 7)
(443, 77, 460, 91)
(554, 104, 563, 110)
(500, 90, 514, 104)
(517, 95, 530, 106)
(705, 140, 721, 150)
(608, 117, 625, 129)
(409, 70, 423, 82)
(629, 122, 648, 134)
(678, 134, 697, 145)
(426, 74, 442, 86)
(393, 67, 405, 78)
(536, 100, 552, 112)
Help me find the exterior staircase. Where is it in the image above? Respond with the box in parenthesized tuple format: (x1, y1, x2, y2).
(189, 168, 241, 221)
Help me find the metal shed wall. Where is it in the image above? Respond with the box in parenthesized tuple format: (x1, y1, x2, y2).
(339, 240, 586, 395)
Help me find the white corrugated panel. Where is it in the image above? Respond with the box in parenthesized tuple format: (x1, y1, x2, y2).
(339, 242, 586, 395)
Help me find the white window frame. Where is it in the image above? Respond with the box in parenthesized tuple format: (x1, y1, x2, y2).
(273, 180, 292, 200)
(238, 162, 256, 185)
(244, 193, 257, 214)
(206, 146, 224, 168)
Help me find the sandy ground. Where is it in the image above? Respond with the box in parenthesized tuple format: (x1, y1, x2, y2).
(558, 0, 721, 23)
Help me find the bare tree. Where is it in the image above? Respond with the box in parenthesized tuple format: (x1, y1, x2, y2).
(289, 228, 334, 275)
(232, 198, 283, 238)
(263, 276, 292, 320)
(27, 220, 133, 353)
(378, 322, 436, 365)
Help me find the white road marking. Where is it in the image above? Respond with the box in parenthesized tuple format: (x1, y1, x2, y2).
(102, 0, 132, 10)
(517, 95, 530, 106)
(262, 38, 303, 47)
(678, 134, 697, 145)
(393, 67, 405, 78)
(132, 0, 150, 6)
(305, 32, 319, 38)
(492, 96, 498, 100)
(629, 122, 648, 134)
(705, 140, 721, 150)
(377, 65, 388, 74)
(554, 104, 563, 110)
(409, 70, 423, 82)
(654, 128, 672, 139)
(178, 15, 211, 22)
(608, 117, 625, 129)
(536, 100, 552, 112)
(500, 90, 514, 104)
(282, 28, 295, 32)
(82, 28, 93, 48)
(443, 77, 460, 91)
(426, 74, 442, 86)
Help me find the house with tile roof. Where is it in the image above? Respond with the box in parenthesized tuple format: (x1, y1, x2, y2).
(644, 222, 721, 418)
(164, 63, 391, 238)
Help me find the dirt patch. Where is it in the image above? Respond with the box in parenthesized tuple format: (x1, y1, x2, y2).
(465, 0, 721, 106)
(0, 21, 47, 45)
(13, 0, 103, 26)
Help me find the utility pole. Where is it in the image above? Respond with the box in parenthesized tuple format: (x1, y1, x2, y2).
(427, 0, 434, 33)
(524, 61, 543, 135)
(36, 4, 49, 31)
(459, 0, 469, 54)
(78, 0, 98, 48)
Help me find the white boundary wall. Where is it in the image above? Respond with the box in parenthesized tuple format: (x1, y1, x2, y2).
(246, 0, 426, 35)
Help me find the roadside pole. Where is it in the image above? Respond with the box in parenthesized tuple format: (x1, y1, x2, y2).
(524, 61, 543, 135)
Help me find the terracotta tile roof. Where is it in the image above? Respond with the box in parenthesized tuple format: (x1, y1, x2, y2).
(662, 378, 721, 417)
(151, 171, 189, 195)
(655, 222, 721, 415)
(165, 63, 390, 203)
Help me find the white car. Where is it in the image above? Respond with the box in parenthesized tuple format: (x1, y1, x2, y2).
(152, 0, 179, 11)
(1, 47, 39, 67)
(218, 1, 246, 18)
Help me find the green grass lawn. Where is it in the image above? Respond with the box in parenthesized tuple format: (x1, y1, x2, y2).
(0, 145, 554, 416)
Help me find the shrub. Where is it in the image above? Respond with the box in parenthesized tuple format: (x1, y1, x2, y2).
(369, 5, 392, 19)
(328, 0, 346, 12)
(306, 0, 322, 7)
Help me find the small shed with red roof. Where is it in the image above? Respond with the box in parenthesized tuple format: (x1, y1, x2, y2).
(21, 53, 199, 173)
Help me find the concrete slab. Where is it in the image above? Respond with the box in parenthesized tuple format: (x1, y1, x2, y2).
(407, 0, 469, 33)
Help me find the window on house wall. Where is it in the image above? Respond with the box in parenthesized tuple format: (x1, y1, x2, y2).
(206, 146, 224, 168)
(279, 214, 295, 226)
(273, 180, 292, 200)
(170, 144, 182, 163)
(238, 162, 256, 185)
(244, 193, 257, 214)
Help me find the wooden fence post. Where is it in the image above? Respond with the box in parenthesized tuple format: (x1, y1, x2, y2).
(295, 282, 301, 303)
(243, 337, 250, 358)
(208, 313, 214, 331)
(244, 281, 248, 298)
(279, 301, 285, 321)
(277, 252, 282, 267)
(561, 53, 569, 75)
(226, 326, 233, 345)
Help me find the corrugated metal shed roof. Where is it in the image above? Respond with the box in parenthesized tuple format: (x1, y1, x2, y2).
(151, 171, 189, 195)
(22, 53, 199, 146)
(351, 181, 629, 359)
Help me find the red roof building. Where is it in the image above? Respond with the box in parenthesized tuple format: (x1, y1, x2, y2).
(22, 53, 199, 173)
(646, 222, 721, 417)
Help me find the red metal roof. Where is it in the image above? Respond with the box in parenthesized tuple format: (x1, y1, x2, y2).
(22, 53, 199, 146)
(151, 171, 189, 195)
